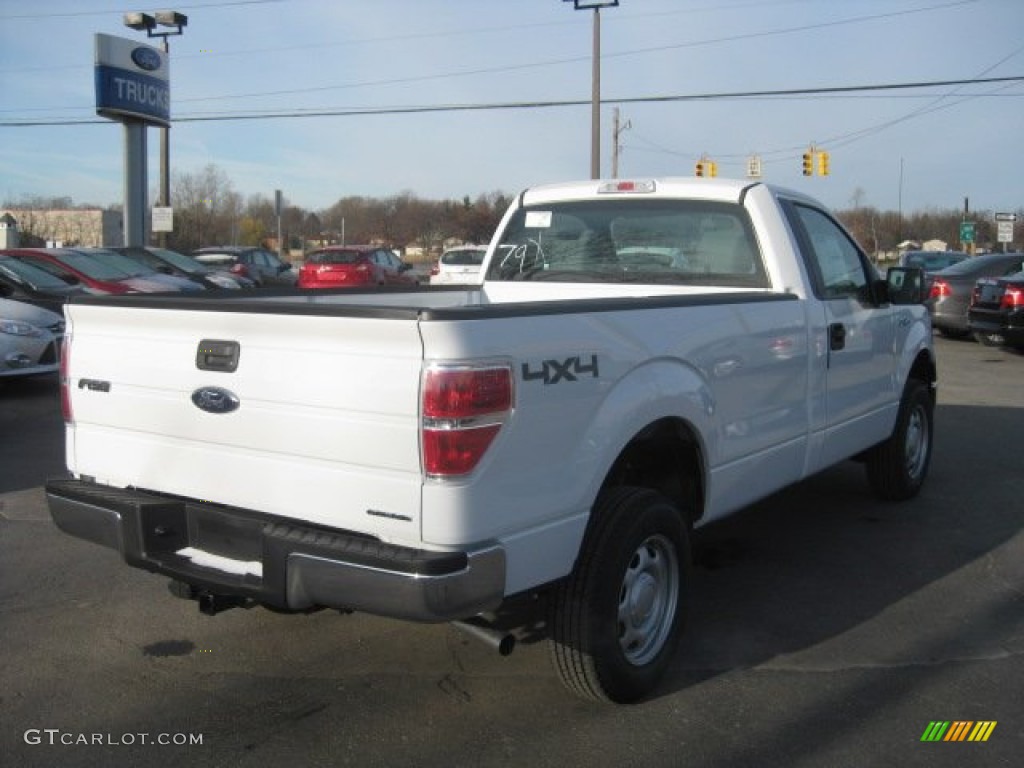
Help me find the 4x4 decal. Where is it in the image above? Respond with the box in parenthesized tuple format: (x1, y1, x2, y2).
(521, 355, 599, 385)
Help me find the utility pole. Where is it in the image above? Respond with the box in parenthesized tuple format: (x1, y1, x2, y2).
(611, 107, 631, 178)
(563, 1, 620, 180)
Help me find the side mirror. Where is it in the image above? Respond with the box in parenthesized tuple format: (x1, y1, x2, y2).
(884, 266, 927, 305)
(398, 262, 412, 272)
(278, 263, 290, 273)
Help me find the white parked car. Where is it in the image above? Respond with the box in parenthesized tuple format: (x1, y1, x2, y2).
(430, 245, 488, 285)
(0, 298, 63, 383)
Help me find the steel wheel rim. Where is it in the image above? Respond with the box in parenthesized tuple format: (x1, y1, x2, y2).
(617, 533, 679, 666)
(905, 403, 929, 481)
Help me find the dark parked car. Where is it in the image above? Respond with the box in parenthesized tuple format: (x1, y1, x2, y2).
(193, 246, 297, 286)
(298, 246, 417, 289)
(928, 252, 1024, 338)
(968, 270, 1024, 349)
(0, 253, 90, 314)
(115, 246, 253, 290)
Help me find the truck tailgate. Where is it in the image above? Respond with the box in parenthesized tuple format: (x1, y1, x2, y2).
(63, 302, 425, 545)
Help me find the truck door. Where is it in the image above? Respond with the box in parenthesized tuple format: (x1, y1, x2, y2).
(783, 202, 897, 467)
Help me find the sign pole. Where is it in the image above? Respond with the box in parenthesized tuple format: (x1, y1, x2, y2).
(123, 120, 148, 247)
(94, 33, 169, 247)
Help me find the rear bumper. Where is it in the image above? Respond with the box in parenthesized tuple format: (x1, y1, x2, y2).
(969, 308, 1024, 344)
(46, 477, 505, 622)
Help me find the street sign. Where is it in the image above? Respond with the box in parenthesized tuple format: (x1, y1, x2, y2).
(959, 221, 975, 243)
(152, 207, 173, 233)
(94, 33, 169, 127)
(997, 221, 1014, 243)
(995, 212, 1018, 222)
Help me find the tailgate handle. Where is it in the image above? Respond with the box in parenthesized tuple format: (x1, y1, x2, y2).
(196, 339, 240, 372)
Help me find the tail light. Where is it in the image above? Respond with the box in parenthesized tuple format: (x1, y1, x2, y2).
(1001, 285, 1024, 309)
(929, 279, 950, 299)
(421, 363, 513, 477)
(59, 333, 73, 424)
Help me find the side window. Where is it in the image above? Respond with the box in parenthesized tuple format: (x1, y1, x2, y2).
(789, 203, 871, 300)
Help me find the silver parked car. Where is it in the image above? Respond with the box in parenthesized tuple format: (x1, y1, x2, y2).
(0, 298, 64, 385)
(430, 245, 488, 285)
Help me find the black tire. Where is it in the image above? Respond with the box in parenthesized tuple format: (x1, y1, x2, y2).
(865, 379, 933, 501)
(548, 486, 690, 703)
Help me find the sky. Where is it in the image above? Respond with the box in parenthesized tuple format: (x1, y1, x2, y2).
(1, 0, 1023, 217)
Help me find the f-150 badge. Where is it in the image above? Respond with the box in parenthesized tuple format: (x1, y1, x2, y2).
(522, 355, 599, 385)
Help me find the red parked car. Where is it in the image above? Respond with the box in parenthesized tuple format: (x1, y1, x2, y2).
(299, 246, 418, 289)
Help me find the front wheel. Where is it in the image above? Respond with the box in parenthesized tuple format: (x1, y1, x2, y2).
(865, 379, 933, 501)
(548, 487, 690, 703)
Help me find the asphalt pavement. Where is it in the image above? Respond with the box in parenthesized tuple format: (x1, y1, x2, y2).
(0, 336, 1021, 767)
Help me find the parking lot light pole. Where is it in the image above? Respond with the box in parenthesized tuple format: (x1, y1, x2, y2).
(124, 10, 187, 247)
(563, 0, 619, 180)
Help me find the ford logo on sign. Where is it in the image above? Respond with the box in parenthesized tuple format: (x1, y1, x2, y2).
(191, 387, 240, 415)
(131, 46, 162, 72)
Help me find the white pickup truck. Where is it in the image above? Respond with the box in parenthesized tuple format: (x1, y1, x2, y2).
(47, 178, 935, 703)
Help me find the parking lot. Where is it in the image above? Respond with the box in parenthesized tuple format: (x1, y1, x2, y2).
(1, 335, 1021, 768)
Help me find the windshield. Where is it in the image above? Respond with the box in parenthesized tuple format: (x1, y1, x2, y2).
(148, 248, 204, 273)
(0, 256, 77, 291)
(485, 199, 768, 287)
(49, 251, 135, 280)
(81, 249, 158, 278)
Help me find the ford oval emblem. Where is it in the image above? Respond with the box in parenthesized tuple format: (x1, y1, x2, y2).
(131, 46, 162, 72)
(191, 386, 240, 414)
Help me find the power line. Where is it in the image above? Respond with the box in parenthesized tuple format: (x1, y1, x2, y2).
(2, 75, 1020, 128)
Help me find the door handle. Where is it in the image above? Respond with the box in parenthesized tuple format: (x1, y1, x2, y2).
(829, 323, 846, 351)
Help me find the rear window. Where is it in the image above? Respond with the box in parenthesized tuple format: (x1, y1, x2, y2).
(903, 252, 967, 270)
(441, 248, 487, 266)
(307, 250, 365, 265)
(486, 198, 768, 287)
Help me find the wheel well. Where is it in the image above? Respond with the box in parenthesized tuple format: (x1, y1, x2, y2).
(909, 349, 937, 404)
(600, 418, 705, 526)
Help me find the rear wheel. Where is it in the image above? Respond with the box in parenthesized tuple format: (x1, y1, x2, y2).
(548, 486, 690, 703)
(865, 378, 933, 501)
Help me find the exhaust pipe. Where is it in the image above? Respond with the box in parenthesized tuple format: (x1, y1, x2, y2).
(452, 618, 516, 656)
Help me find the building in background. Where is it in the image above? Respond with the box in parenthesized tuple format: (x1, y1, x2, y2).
(0, 208, 123, 247)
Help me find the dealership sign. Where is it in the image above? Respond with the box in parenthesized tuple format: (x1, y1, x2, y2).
(94, 33, 169, 126)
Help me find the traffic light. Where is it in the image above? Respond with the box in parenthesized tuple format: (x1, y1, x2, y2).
(802, 151, 813, 176)
(707, 161, 718, 178)
(817, 151, 830, 176)
(695, 161, 705, 177)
